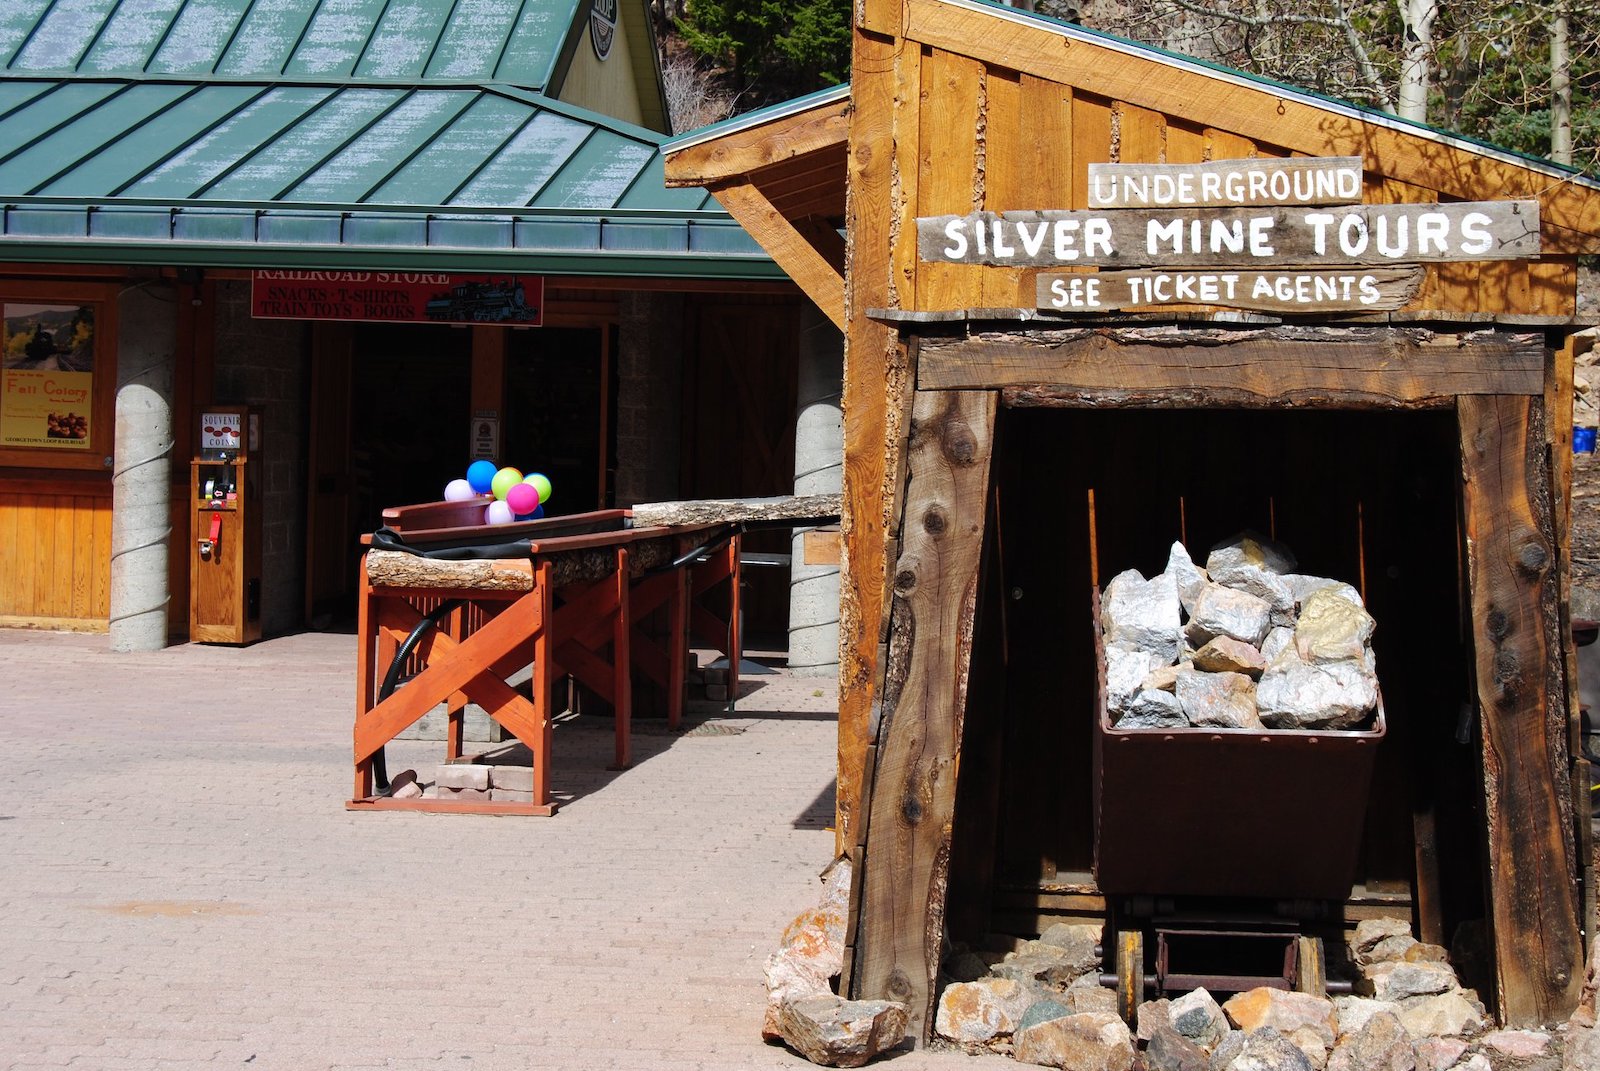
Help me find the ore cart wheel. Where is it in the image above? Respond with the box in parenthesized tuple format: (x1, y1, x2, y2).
(1294, 935, 1327, 998)
(1115, 929, 1145, 1026)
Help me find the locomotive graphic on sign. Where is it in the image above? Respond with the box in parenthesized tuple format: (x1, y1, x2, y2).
(424, 280, 542, 324)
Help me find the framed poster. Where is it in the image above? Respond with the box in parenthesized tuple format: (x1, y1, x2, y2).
(1, 303, 96, 451)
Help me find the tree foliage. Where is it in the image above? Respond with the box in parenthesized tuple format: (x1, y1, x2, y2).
(675, 0, 851, 109)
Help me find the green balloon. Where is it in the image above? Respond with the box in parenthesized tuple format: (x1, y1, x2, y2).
(524, 472, 552, 504)
(490, 466, 524, 501)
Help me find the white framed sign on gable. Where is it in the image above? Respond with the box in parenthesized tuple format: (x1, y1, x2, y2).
(590, 0, 617, 60)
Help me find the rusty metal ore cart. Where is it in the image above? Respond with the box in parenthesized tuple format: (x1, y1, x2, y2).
(350, 504, 742, 816)
(1091, 591, 1387, 1020)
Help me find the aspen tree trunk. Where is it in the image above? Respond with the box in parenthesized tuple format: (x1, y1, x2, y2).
(1552, 4, 1573, 165)
(1397, 0, 1437, 123)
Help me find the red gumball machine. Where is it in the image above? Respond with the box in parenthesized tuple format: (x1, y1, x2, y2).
(189, 405, 262, 644)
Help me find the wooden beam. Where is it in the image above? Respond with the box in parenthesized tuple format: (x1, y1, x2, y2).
(663, 95, 850, 187)
(900, 0, 1600, 250)
(1457, 394, 1585, 1025)
(709, 182, 846, 330)
(852, 389, 997, 1042)
(918, 326, 1546, 403)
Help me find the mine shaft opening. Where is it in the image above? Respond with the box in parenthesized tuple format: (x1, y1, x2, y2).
(943, 405, 1487, 994)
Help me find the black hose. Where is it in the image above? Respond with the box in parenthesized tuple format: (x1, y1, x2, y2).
(372, 599, 464, 794)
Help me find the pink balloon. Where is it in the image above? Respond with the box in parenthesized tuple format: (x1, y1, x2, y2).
(505, 482, 541, 515)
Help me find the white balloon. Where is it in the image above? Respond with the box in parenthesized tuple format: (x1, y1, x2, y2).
(485, 500, 515, 525)
(444, 478, 476, 502)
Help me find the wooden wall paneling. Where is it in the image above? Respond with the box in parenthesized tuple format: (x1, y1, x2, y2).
(34, 495, 55, 617)
(1071, 93, 1114, 209)
(70, 494, 93, 617)
(1015, 75, 1074, 309)
(854, 388, 997, 1042)
(918, 49, 988, 309)
(92, 492, 111, 617)
(898, 0, 1597, 247)
(890, 42, 925, 314)
(1529, 260, 1578, 319)
(1205, 128, 1257, 161)
(0, 493, 18, 615)
(838, 26, 905, 850)
(1165, 118, 1205, 164)
(1117, 101, 1166, 164)
(1457, 394, 1584, 1025)
(980, 67, 1024, 308)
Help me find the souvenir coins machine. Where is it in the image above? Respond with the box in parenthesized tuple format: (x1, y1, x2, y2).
(189, 406, 262, 644)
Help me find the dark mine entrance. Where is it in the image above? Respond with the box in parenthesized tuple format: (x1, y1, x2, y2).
(946, 406, 1487, 995)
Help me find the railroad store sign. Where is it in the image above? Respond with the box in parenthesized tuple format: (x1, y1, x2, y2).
(250, 272, 545, 327)
(915, 156, 1540, 314)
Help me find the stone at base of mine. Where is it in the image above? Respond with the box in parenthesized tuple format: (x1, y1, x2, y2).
(1145, 1023, 1210, 1071)
(936, 977, 1036, 1049)
(1210, 1026, 1315, 1071)
(1223, 989, 1338, 1069)
(1168, 987, 1228, 1050)
(1326, 1011, 1413, 1071)
(1393, 992, 1485, 1039)
(1565, 1023, 1600, 1071)
(777, 995, 908, 1068)
(1480, 1029, 1551, 1061)
(1360, 961, 1459, 1003)
(1013, 1010, 1134, 1071)
(763, 859, 853, 1041)
(1412, 1037, 1468, 1071)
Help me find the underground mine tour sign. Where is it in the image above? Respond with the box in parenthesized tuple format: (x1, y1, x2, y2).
(251, 271, 544, 326)
(913, 156, 1540, 314)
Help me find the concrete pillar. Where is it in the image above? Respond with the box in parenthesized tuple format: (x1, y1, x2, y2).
(788, 302, 843, 675)
(109, 283, 177, 651)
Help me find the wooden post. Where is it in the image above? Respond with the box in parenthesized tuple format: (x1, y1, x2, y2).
(1457, 393, 1585, 1025)
(354, 559, 376, 800)
(532, 560, 554, 809)
(613, 545, 632, 771)
(851, 389, 998, 1041)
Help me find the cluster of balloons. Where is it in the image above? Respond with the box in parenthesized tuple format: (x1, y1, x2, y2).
(443, 460, 553, 525)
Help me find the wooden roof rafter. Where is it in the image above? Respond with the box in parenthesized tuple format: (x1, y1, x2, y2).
(665, 88, 850, 326)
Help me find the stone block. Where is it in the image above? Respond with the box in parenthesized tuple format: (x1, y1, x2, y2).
(435, 763, 490, 791)
(437, 786, 490, 801)
(490, 788, 533, 802)
(489, 765, 534, 792)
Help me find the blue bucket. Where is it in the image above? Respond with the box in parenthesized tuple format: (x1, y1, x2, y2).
(1576, 427, 1597, 454)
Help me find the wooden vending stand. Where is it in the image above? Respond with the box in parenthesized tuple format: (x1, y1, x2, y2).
(189, 405, 262, 644)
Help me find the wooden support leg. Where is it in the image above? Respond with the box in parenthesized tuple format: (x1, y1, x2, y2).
(532, 561, 554, 808)
(668, 568, 687, 731)
(1457, 394, 1584, 1025)
(446, 603, 466, 761)
(612, 547, 632, 771)
(354, 560, 376, 800)
(727, 535, 743, 706)
(851, 389, 997, 1042)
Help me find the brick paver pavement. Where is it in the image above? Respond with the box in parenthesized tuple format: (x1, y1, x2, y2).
(0, 630, 1010, 1071)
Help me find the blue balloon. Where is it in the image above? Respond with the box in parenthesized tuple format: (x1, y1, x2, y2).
(466, 459, 497, 494)
(532, 504, 544, 518)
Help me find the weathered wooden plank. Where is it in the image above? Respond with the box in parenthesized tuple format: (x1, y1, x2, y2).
(366, 551, 537, 592)
(629, 493, 841, 528)
(1457, 394, 1584, 1025)
(837, 27, 905, 850)
(852, 389, 997, 1042)
(1088, 156, 1363, 208)
(1036, 266, 1423, 315)
(1070, 92, 1112, 210)
(1115, 101, 1165, 167)
(980, 69, 1024, 308)
(661, 94, 850, 187)
(918, 49, 988, 309)
(919, 327, 1546, 401)
(918, 201, 1542, 269)
(0, 493, 18, 615)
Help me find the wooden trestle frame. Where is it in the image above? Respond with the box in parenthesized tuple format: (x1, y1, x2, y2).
(350, 512, 741, 816)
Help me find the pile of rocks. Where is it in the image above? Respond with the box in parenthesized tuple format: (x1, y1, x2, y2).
(1102, 533, 1379, 732)
(928, 917, 1596, 1070)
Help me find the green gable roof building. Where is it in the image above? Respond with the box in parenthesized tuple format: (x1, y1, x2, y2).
(0, 0, 820, 650)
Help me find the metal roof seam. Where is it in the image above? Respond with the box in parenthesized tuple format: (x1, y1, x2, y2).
(188, 85, 340, 199)
(440, 103, 538, 206)
(522, 123, 600, 208)
(0, 81, 133, 175)
(75, 0, 121, 74)
(350, 0, 399, 77)
(487, 0, 525, 85)
(355, 88, 479, 204)
(5, 0, 62, 71)
(141, 0, 188, 75)
(212, 0, 257, 76)
(109, 84, 269, 198)
(277, 0, 326, 79)
(277, 87, 415, 202)
(37, 82, 209, 197)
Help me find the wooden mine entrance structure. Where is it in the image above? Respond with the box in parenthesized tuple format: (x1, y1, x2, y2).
(666, 0, 1600, 1039)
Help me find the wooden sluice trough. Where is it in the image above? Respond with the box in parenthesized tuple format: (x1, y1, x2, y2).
(349, 503, 743, 816)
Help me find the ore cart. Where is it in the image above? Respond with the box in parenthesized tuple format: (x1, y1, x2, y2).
(1091, 590, 1386, 1021)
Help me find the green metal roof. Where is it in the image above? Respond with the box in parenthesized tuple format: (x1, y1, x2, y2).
(0, 0, 778, 278)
